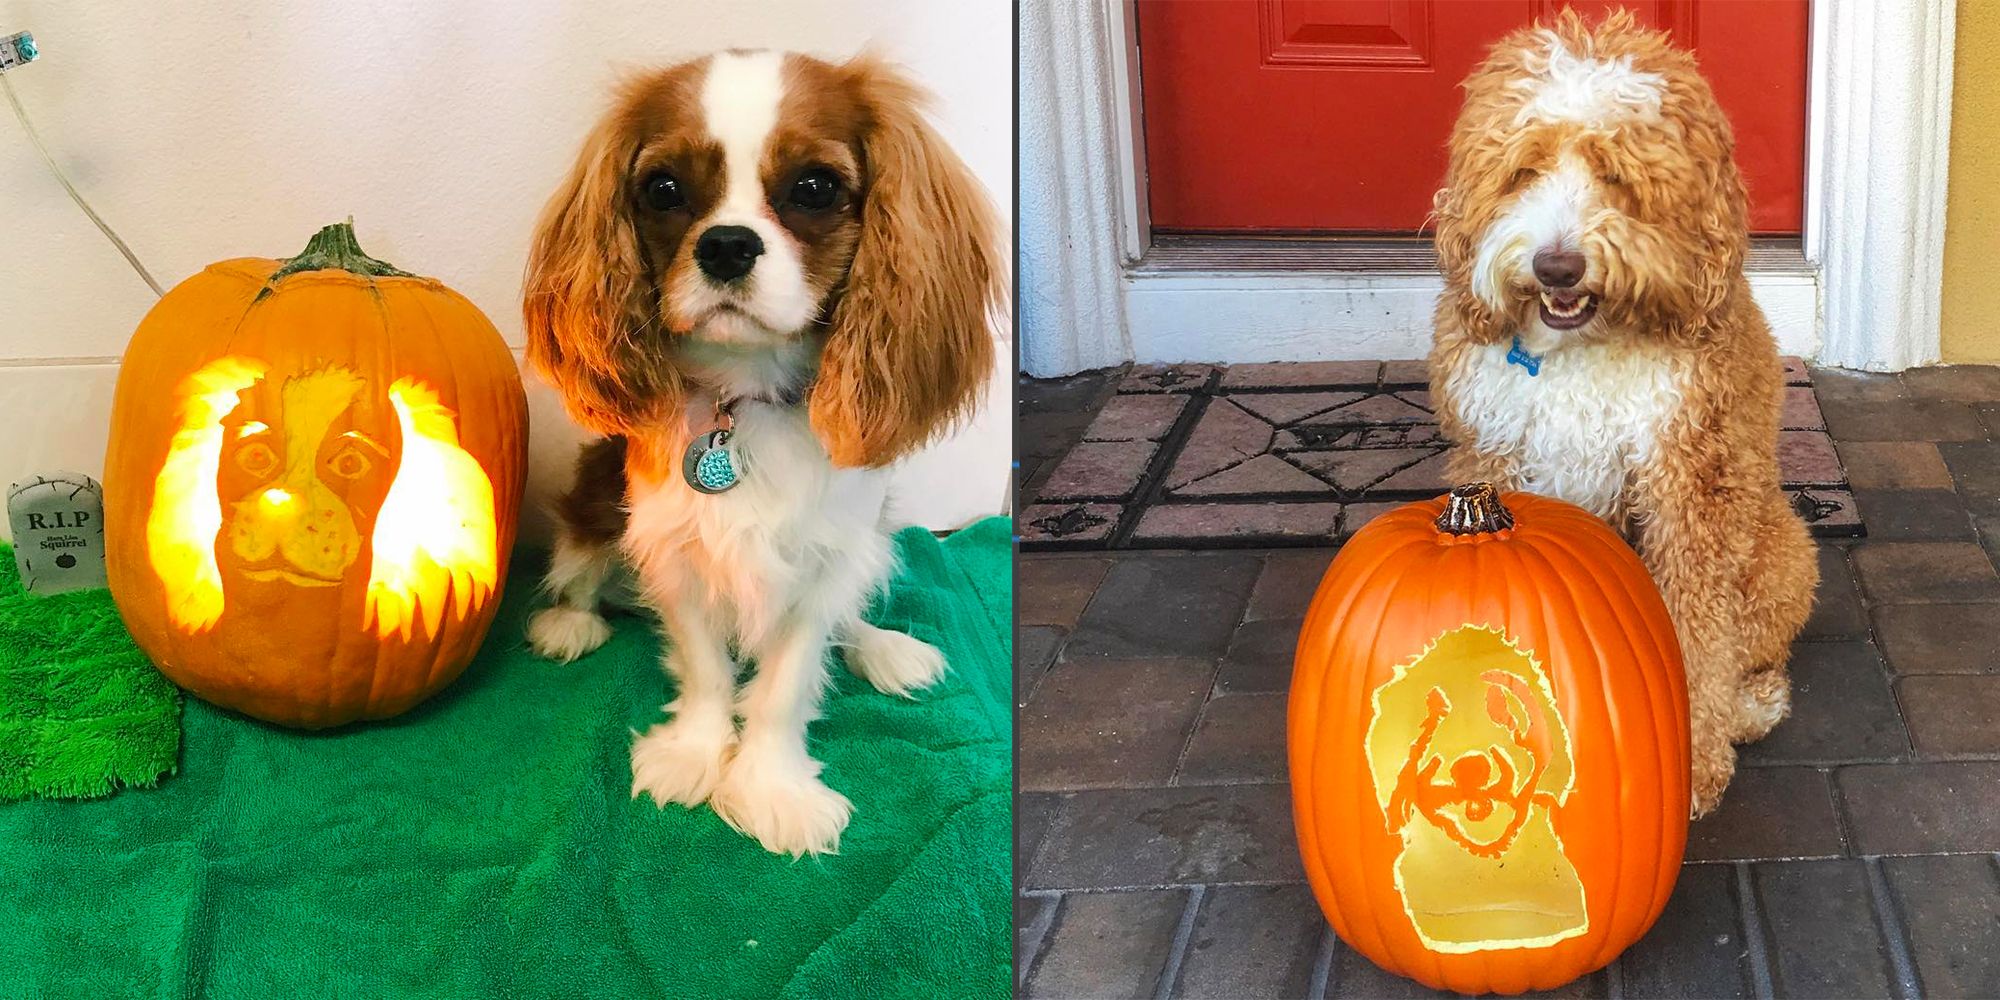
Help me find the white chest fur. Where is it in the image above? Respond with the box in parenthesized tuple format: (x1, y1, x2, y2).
(1443, 340, 1683, 518)
(620, 402, 892, 650)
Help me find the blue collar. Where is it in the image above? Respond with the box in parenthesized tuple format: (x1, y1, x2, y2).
(1507, 336, 1543, 376)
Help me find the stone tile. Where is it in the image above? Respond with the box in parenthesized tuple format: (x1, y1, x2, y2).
(1173, 884, 1324, 999)
(1789, 487, 1863, 534)
(1018, 556, 1112, 629)
(1978, 403, 2000, 440)
(1068, 554, 1261, 660)
(1279, 422, 1445, 451)
(1172, 454, 1333, 497)
(1781, 385, 1826, 430)
(1178, 693, 1287, 784)
(1321, 393, 1433, 424)
(1897, 675, 2000, 755)
(1019, 410, 1096, 462)
(1020, 658, 1216, 791)
(1900, 363, 2000, 402)
(1019, 503, 1122, 545)
(1375, 450, 1454, 494)
(1802, 545, 1866, 641)
(1838, 441, 1953, 490)
(1228, 390, 1365, 426)
(1852, 542, 2000, 604)
(1084, 393, 1190, 442)
(1328, 944, 1607, 998)
(1016, 893, 1058, 990)
(1740, 641, 1909, 764)
(1219, 361, 1380, 390)
(1131, 503, 1345, 546)
(1247, 551, 1336, 621)
(1024, 889, 1188, 999)
(1686, 767, 1844, 862)
(1287, 448, 1437, 494)
(1027, 784, 1303, 889)
(1782, 356, 1811, 385)
(1809, 367, 1906, 402)
(1019, 793, 1062, 870)
(1040, 440, 1159, 501)
(1752, 860, 1897, 999)
(1872, 603, 2000, 674)
(1121, 364, 1215, 394)
(1167, 400, 1273, 488)
(1381, 359, 1430, 387)
(1850, 488, 1974, 541)
(1216, 618, 1303, 694)
(1936, 441, 2000, 517)
(1022, 369, 1118, 413)
(1394, 389, 1433, 412)
(1839, 761, 2000, 854)
(1017, 625, 1065, 708)
(1880, 854, 2000, 999)
(1345, 503, 1401, 534)
(1821, 398, 1987, 442)
(1619, 864, 1752, 999)
(1777, 430, 1844, 486)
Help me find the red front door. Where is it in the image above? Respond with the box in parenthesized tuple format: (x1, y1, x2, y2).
(1136, 1, 1810, 234)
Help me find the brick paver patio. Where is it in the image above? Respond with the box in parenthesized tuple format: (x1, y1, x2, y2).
(1016, 363, 2000, 999)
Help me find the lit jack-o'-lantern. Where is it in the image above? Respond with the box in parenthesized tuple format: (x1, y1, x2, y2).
(1290, 484, 1689, 995)
(105, 222, 527, 728)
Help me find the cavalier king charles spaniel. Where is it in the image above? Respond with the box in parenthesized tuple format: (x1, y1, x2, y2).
(521, 50, 1000, 856)
(1428, 11, 1815, 816)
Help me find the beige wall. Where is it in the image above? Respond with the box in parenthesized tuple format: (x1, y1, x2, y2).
(1943, 0, 2000, 362)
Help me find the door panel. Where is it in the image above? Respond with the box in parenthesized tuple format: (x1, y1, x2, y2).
(1137, 0, 1809, 234)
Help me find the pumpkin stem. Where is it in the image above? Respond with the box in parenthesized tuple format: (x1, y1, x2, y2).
(267, 219, 416, 284)
(1435, 482, 1516, 535)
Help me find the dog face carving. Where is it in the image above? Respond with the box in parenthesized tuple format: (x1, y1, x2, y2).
(1366, 625, 1588, 953)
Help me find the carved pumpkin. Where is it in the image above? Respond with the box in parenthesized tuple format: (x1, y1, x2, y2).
(1289, 484, 1689, 995)
(104, 222, 527, 729)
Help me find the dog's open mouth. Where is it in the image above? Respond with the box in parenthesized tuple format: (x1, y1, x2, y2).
(1538, 289, 1597, 330)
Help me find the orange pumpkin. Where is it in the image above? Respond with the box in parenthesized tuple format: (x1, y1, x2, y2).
(104, 221, 527, 729)
(1289, 484, 1689, 995)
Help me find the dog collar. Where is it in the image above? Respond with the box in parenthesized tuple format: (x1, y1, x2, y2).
(1507, 336, 1544, 377)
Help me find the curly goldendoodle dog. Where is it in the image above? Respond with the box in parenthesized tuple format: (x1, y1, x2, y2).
(1426, 10, 1817, 816)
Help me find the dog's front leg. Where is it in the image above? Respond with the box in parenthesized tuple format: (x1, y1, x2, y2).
(1638, 485, 1759, 818)
(710, 616, 853, 857)
(630, 593, 739, 808)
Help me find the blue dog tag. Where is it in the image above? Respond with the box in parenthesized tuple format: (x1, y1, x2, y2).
(1507, 336, 1543, 377)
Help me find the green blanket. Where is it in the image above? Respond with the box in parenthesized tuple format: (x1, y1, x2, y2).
(0, 519, 1013, 999)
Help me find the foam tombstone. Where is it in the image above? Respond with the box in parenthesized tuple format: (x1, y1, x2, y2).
(1289, 483, 1690, 995)
(104, 222, 527, 728)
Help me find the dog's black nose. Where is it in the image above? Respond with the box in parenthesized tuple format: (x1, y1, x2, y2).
(694, 225, 764, 282)
(1533, 249, 1585, 289)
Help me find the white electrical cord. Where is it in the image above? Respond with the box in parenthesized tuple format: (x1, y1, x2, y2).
(1, 70, 165, 298)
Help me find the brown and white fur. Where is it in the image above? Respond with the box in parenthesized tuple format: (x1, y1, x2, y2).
(521, 51, 1000, 856)
(1427, 12, 1816, 816)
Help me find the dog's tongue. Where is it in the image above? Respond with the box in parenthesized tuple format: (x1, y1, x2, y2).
(1547, 290, 1583, 308)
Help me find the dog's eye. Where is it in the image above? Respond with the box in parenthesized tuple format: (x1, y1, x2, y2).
(1600, 173, 1625, 186)
(643, 173, 687, 211)
(787, 168, 841, 211)
(235, 441, 277, 479)
(1507, 168, 1540, 191)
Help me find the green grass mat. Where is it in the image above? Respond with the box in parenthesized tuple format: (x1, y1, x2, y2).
(0, 544, 180, 800)
(0, 519, 1013, 999)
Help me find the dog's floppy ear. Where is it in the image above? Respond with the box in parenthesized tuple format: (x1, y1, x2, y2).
(1431, 182, 1512, 345)
(808, 56, 1002, 469)
(523, 85, 679, 436)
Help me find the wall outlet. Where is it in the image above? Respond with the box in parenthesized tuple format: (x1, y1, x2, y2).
(0, 31, 38, 71)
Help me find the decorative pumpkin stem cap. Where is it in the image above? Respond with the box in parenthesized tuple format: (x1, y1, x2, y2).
(268, 218, 415, 284)
(1435, 482, 1516, 535)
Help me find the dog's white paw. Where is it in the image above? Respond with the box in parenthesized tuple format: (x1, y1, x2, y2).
(527, 606, 612, 663)
(631, 718, 734, 807)
(1734, 677, 1791, 743)
(844, 624, 945, 699)
(709, 746, 853, 857)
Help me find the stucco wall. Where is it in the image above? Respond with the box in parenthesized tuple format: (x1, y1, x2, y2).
(1942, 0, 2000, 362)
(0, 1, 1011, 540)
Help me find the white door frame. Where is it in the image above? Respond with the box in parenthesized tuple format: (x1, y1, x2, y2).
(1019, 0, 1956, 376)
